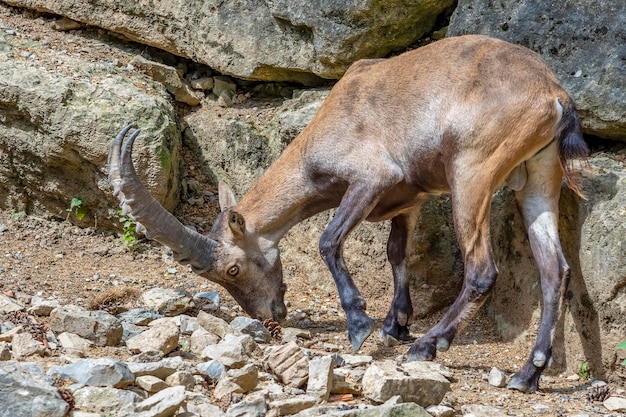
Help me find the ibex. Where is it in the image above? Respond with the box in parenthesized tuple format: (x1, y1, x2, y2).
(109, 35, 588, 392)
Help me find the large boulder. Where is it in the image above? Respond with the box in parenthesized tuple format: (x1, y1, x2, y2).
(4, 0, 456, 83)
(447, 0, 626, 141)
(0, 30, 181, 228)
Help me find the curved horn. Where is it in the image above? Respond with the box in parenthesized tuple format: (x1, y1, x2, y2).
(108, 124, 217, 274)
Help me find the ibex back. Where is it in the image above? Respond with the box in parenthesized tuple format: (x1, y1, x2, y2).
(108, 35, 588, 392)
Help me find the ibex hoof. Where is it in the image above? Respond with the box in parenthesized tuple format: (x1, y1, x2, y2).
(348, 316, 376, 352)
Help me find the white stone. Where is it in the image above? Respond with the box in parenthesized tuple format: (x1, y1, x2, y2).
(126, 319, 180, 355)
(604, 396, 626, 412)
(306, 356, 334, 403)
(487, 367, 507, 388)
(135, 375, 168, 393)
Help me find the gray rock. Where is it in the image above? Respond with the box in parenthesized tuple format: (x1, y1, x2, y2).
(461, 404, 504, 417)
(196, 360, 226, 382)
(72, 386, 140, 414)
(604, 396, 626, 412)
(226, 391, 267, 417)
(331, 368, 362, 395)
(186, 392, 227, 417)
(126, 319, 180, 355)
(487, 367, 507, 388)
(213, 364, 259, 399)
(201, 333, 256, 368)
(141, 288, 194, 317)
(266, 342, 310, 388)
(48, 357, 134, 388)
(0, 362, 69, 417)
(127, 356, 189, 380)
(11, 332, 46, 358)
(0, 39, 180, 228)
(131, 55, 202, 106)
(7, 0, 455, 83)
(269, 395, 317, 416)
(0, 294, 23, 314)
(128, 385, 186, 417)
(362, 360, 450, 407)
(49, 305, 122, 347)
(193, 291, 220, 311)
(292, 402, 431, 417)
(27, 295, 61, 316)
(165, 370, 196, 390)
(190, 328, 220, 355)
(135, 375, 169, 393)
(230, 316, 271, 343)
(196, 310, 231, 338)
(426, 404, 456, 417)
(306, 356, 334, 403)
(448, 0, 626, 141)
(57, 332, 93, 353)
(118, 308, 163, 326)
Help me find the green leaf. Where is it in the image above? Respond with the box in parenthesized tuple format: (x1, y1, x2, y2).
(70, 197, 83, 210)
(75, 206, 86, 221)
(617, 340, 626, 349)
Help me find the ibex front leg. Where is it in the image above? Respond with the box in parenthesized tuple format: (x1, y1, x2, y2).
(319, 178, 399, 351)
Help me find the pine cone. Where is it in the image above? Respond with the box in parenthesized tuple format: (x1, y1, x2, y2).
(262, 318, 282, 339)
(587, 385, 612, 403)
(58, 389, 75, 410)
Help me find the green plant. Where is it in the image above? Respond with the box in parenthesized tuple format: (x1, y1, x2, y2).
(118, 210, 138, 250)
(66, 197, 86, 222)
(11, 210, 25, 221)
(578, 361, 589, 379)
(618, 340, 626, 366)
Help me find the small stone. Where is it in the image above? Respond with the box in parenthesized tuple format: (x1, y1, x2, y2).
(196, 359, 226, 382)
(133, 385, 186, 416)
(190, 77, 214, 91)
(201, 333, 256, 368)
(11, 332, 46, 358)
(230, 316, 271, 343)
(269, 395, 317, 416)
(48, 358, 134, 388)
(426, 404, 456, 417)
(266, 342, 310, 388)
(141, 288, 194, 316)
(72, 386, 139, 415)
(126, 319, 180, 355)
(135, 375, 168, 393)
(604, 396, 626, 412)
(126, 356, 187, 380)
(226, 391, 267, 417)
(165, 370, 196, 390)
(306, 356, 334, 403)
(50, 17, 82, 31)
(488, 367, 507, 388)
(190, 327, 220, 354)
(362, 360, 450, 407)
(0, 293, 24, 314)
(197, 310, 230, 338)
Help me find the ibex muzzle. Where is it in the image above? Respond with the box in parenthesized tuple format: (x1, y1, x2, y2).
(108, 35, 588, 393)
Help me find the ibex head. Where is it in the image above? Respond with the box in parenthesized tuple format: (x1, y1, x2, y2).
(108, 125, 287, 321)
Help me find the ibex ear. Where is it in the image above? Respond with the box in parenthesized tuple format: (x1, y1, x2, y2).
(218, 181, 237, 211)
(228, 211, 246, 238)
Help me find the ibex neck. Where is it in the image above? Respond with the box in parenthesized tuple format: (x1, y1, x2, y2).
(235, 144, 331, 241)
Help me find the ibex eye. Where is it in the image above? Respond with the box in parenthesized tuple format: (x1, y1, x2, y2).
(227, 266, 239, 276)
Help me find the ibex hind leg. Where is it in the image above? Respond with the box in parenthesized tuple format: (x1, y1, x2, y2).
(508, 141, 570, 392)
(408, 173, 498, 362)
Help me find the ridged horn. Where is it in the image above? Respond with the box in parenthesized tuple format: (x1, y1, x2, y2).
(108, 124, 217, 274)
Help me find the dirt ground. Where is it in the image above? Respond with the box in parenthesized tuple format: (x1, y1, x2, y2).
(0, 3, 623, 416)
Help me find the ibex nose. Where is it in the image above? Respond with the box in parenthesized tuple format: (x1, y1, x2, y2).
(272, 301, 287, 322)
